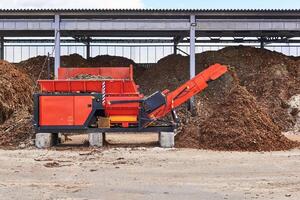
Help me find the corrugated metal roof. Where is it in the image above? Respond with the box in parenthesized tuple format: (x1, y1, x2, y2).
(0, 9, 299, 19)
(0, 8, 300, 12)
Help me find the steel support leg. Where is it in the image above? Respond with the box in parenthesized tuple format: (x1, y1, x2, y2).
(54, 14, 60, 79)
(189, 15, 196, 111)
(89, 132, 105, 147)
(159, 132, 175, 148)
(35, 133, 58, 148)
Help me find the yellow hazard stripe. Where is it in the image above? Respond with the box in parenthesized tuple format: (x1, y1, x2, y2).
(110, 116, 137, 122)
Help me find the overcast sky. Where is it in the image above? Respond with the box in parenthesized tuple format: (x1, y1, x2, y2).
(0, 0, 143, 9)
(1, 0, 300, 9)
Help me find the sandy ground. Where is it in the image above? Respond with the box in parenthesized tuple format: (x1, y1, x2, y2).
(0, 132, 300, 200)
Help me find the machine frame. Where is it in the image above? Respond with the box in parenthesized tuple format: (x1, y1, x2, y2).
(33, 93, 176, 134)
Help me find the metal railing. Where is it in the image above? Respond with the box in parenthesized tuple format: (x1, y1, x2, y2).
(3, 44, 300, 63)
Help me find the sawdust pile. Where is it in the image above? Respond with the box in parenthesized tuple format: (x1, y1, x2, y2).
(136, 46, 300, 151)
(0, 61, 34, 146)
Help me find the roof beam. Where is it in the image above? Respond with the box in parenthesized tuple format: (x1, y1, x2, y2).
(1, 18, 300, 32)
(0, 14, 299, 38)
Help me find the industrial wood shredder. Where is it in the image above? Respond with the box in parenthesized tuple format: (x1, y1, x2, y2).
(34, 64, 227, 148)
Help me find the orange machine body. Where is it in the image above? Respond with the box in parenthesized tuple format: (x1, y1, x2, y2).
(35, 64, 227, 131)
(149, 63, 228, 119)
(38, 65, 142, 127)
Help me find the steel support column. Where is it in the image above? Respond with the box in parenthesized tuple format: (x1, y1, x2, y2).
(173, 36, 183, 55)
(173, 43, 177, 55)
(0, 36, 4, 60)
(189, 15, 196, 111)
(260, 40, 265, 49)
(86, 37, 91, 59)
(54, 14, 60, 79)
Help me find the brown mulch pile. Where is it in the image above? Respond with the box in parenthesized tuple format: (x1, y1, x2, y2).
(0, 60, 33, 123)
(197, 46, 300, 131)
(61, 53, 88, 67)
(0, 109, 33, 146)
(61, 54, 136, 68)
(16, 53, 138, 81)
(176, 84, 297, 151)
(88, 55, 135, 67)
(16, 56, 55, 81)
(0, 60, 34, 146)
(136, 46, 300, 151)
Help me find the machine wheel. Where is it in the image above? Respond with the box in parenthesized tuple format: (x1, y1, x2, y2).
(35, 133, 57, 149)
(159, 132, 175, 148)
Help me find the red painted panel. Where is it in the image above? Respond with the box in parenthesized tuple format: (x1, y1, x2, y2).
(39, 96, 74, 126)
(39, 96, 92, 126)
(105, 96, 141, 118)
(38, 80, 140, 94)
(58, 66, 133, 80)
(74, 96, 93, 125)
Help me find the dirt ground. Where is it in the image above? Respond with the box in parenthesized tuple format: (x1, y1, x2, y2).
(0, 134, 300, 200)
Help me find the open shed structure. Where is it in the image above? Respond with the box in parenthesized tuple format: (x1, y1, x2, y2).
(1, 8, 300, 106)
